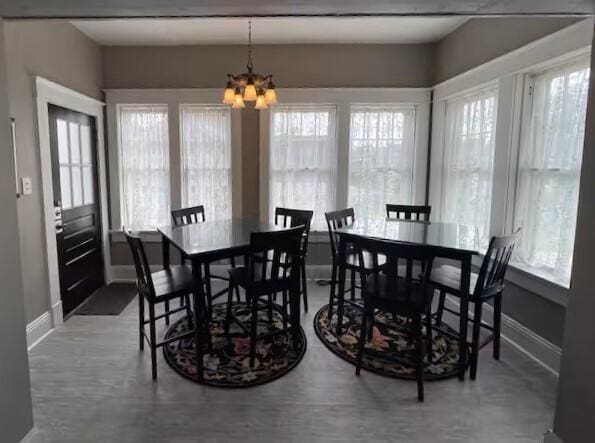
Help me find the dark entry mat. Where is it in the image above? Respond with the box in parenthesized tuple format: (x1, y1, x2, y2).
(74, 284, 137, 316)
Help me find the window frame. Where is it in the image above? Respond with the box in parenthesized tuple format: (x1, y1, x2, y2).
(259, 88, 431, 233)
(105, 89, 242, 233)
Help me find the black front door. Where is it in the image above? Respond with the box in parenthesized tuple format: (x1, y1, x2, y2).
(48, 104, 104, 316)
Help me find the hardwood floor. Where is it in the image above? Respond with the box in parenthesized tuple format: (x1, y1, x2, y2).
(27, 282, 556, 442)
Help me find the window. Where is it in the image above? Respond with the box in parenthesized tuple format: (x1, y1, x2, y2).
(441, 86, 498, 248)
(119, 105, 170, 229)
(348, 105, 416, 220)
(269, 105, 337, 230)
(513, 57, 590, 287)
(57, 120, 94, 209)
(180, 105, 232, 220)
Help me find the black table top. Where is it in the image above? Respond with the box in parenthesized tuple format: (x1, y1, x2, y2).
(336, 218, 480, 255)
(158, 217, 285, 258)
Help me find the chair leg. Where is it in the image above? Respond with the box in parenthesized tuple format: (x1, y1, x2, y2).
(413, 314, 425, 402)
(249, 294, 258, 368)
(138, 293, 145, 351)
(164, 299, 170, 326)
(470, 301, 483, 380)
(350, 268, 356, 301)
(148, 303, 157, 380)
(328, 262, 337, 320)
(204, 264, 213, 321)
(425, 311, 433, 365)
(267, 294, 273, 324)
(235, 284, 241, 304)
(224, 284, 234, 336)
(185, 294, 194, 329)
(493, 293, 502, 360)
(193, 293, 204, 382)
(282, 290, 289, 331)
(435, 290, 446, 326)
(356, 307, 370, 376)
(301, 262, 308, 313)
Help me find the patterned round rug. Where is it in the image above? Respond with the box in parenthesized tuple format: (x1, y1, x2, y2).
(314, 303, 463, 380)
(163, 302, 306, 387)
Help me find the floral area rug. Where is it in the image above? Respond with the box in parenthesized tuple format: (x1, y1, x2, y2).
(314, 303, 463, 380)
(163, 302, 306, 387)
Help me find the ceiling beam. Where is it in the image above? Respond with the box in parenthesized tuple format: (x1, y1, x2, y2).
(1, 1, 594, 19)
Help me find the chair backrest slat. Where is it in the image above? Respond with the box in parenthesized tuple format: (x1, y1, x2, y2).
(123, 227, 155, 300)
(475, 229, 521, 298)
(171, 205, 206, 226)
(386, 204, 432, 222)
(325, 208, 355, 259)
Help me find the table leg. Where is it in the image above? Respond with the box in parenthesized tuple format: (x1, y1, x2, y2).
(191, 257, 210, 382)
(335, 236, 347, 336)
(458, 255, 471, 381)
(162, 234, 170, 270)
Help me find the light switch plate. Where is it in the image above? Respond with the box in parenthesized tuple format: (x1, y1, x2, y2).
(21, 177, 32, 195)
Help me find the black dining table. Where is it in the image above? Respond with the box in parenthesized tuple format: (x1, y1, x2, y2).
(158, 217, 288, 379)
(334, 217, 480, 381)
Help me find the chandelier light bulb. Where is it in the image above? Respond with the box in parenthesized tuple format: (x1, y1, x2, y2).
(222, 81, 235, 104)
(232, 88, 245, 109)
(255, 90, 268, 109)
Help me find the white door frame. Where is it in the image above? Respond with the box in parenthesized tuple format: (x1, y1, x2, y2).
(35, 76, 111, 326)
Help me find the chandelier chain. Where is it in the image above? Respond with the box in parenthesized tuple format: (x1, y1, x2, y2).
(247, 19, 253, 73)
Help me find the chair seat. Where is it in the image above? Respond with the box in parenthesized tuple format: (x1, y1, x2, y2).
(151, 266, 195, 300)
(363, 274, 431, 312)
(430, 264, 479, 296)
(228, 266, 292, 295)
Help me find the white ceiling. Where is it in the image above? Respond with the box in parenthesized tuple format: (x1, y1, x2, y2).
(71, 17, 469, 46)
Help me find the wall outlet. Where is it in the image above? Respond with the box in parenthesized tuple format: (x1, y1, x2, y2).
(21, 177, 32, 195)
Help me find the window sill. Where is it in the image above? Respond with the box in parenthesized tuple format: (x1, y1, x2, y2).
(504, 263, 569, 307)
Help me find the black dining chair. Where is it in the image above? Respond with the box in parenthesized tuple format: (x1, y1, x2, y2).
(170, 205, 238, 317)
(274, 207, 314, 312)
(325, 208, 359, 319)
(386, 204, 432, 221)
(432, 229, 521, 380)
(350, 234, 436, 402)
(224, 226, 305, 367)
(124, 228, 196, 380)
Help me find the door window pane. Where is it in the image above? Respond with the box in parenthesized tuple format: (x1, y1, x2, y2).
(83, 166, 94, 205)
(80, 125, 92, 164)
(60, 166, 72, 209)
(57, 119, 70, 164)
(71, 166, 83, 207)
(69, 122, 81, 164)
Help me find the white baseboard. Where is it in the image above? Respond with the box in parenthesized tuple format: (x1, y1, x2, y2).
(20, 426, 38, 443)
(26, 311, 53, 351)
(544, 430, 563, 443)
(444, 296, 561, 376)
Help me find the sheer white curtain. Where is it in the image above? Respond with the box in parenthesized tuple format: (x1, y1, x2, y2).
(119, 105, 170, 229)
(269, 105, 337, 230)
(348, 105, 416, 221)
(441, 86, 498, 248)
(514, 58, 590, 287)
(180, 105, 232, 220)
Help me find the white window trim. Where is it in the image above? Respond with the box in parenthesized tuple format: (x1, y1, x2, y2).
(429, 18, 594, 306)
(105, 89, 242, 233)
(259, 88, 431, 233)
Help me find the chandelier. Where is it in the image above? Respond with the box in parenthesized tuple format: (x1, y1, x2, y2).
(222, 19, 277, 109)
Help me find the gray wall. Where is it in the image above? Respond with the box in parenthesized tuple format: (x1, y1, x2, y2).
(3, 20, 103, 323)
(433, 17, 580, 84)
(0, 18, 34, 443)
(553, 32, 595, 443)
